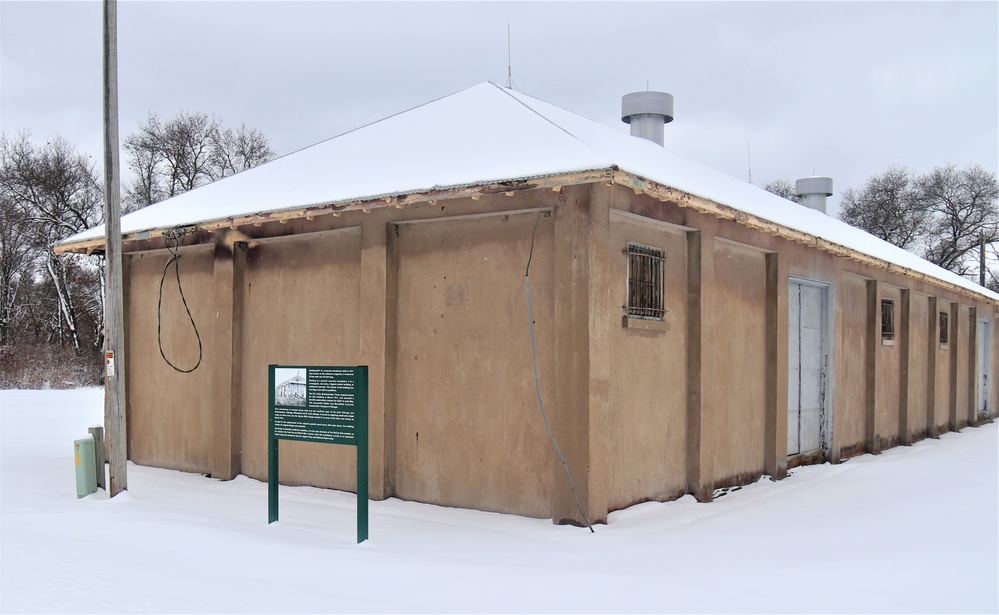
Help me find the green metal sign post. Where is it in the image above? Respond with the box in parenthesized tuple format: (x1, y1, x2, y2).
(268, 365, 368, 543)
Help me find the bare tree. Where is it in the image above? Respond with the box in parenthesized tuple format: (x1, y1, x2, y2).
(123, 132, 164, 210)
(0, 194, 33, 344)
(762, 178, 801, 204)
(837, 164, 999, 282)
(123, 111, 274, 211)
(0, 114, 270, 384)
(0, 132, 104, 350)
(212, 123, 274, 178)
(918, 164, 999, 275)
(838, 166, 927, 250)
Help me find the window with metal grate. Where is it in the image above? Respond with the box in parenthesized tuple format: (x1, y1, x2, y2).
(626, 242, 666, 320)
(939, 311, 949, 344)
(881, 298, 895, 341)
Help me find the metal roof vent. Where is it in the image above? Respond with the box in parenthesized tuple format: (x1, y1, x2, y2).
(796, 176, 834, 214)
(621, 91, 674, 146)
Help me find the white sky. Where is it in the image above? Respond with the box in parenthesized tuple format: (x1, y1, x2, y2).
(2, 1, 997, 216)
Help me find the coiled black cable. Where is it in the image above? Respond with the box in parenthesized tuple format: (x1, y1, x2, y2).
(157, 228, 202, 373)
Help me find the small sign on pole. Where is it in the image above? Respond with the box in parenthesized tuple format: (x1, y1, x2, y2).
(267, 365, 369, 543)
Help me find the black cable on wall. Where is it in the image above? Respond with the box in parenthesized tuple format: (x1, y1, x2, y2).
(157, 228, 203, 374)
(524, 189, 594, 532)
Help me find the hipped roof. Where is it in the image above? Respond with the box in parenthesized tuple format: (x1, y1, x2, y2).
(61, 82, 997, 302)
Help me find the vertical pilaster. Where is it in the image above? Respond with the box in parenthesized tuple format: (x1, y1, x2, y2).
(829, 270, 844, 462)
(949, 302, 959, 431)
(383, 223, 400, 498)
(764, 252, 788, 479)
(898, 289, 911, 445)
(865, 280, 880, 453)
(211, 241, 245, 479)
(968, 308, 979, 426)
(359, 220, 390, 500)
(926, 296, 938, 438)
(121, 254, 131, 460)
(993, 313, 998, 421)
(551, 185, 590, 525)
(586, 184, 611, 524)
(686, 230, 714, 501)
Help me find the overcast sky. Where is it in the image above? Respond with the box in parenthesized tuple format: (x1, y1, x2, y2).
(2, 1, 997, 215)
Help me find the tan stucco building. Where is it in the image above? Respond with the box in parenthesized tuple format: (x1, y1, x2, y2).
(59, 83, 998, 526)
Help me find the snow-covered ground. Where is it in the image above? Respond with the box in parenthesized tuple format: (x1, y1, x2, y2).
(1, 388, 996, 614)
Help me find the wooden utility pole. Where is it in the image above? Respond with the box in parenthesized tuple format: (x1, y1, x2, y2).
(103, 0, 127, 496)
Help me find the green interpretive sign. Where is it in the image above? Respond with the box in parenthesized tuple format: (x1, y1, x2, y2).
(268, 365, 369, 543)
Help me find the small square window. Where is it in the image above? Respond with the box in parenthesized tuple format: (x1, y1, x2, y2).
(626, 242, 665, 320)
(939, 311, 949, 344)
(881, 299, 895, 341)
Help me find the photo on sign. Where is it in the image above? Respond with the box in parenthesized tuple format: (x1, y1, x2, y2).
(274, 368, 307, 406)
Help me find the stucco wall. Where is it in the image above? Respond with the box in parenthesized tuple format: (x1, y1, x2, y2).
(935, 302, 954, 432)
(993, 314, 999, 420)
(392, 212, 555, 518)
(239, 229, 362, 489)
(702, 241, 767, 486)
(125, 246, 215, 473)
(606, 214, 688, 510)
(116, 179, 999, 523)
(907, 293, 931, 440)
(876, 285, 902, 447)
(955, 305, 972, 428)
(835, 274, 868, 457)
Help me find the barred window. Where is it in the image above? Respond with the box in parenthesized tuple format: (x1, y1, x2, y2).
(939, 311, 949, 344)
(626, 242, 665, 320)
(881, 299, 895, 341)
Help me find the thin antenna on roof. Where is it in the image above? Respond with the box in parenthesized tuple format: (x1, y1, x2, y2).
(505, 24, 518, 91)
(747, 140, 753, 184)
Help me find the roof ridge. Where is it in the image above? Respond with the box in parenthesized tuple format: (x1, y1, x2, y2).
(490, 83, 581, 142)
(490, 83, 618, 166)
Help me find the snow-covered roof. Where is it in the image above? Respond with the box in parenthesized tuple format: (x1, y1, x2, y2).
(63, 82, 996, 301)
(278, 374, 305, 387)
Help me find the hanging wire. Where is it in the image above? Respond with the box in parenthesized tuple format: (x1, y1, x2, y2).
(157, 227, 202, 373)
(524, 185, 594, 532)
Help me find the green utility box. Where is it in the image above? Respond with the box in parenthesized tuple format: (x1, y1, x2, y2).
(74, 436, 97, 498)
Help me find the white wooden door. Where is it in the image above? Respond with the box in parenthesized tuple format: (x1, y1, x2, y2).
(978, 319, 991, 417)
(789, 282, 825, 455)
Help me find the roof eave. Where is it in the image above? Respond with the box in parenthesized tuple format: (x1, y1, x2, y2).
(615, 171, 999, 306)
(52, 168, 617, 256)
(54, 167, 998, 306)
